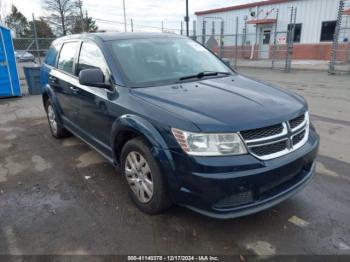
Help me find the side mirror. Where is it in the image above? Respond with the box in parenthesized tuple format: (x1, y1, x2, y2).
(222, 58, 231, 68)
(79, 68, 110, 89)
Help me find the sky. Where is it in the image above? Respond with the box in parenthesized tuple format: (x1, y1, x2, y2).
(3, 0, 261, 32)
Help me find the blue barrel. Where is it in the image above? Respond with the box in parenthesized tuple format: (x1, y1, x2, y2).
(23, 66, 42, 95)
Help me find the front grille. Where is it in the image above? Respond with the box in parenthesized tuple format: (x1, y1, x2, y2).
(292, 130, 306, 145)
(250, 140, 287, 156)
(241, 112, 309, 160)
(240, 124, 283, 141)
(289, 114, 305, 129)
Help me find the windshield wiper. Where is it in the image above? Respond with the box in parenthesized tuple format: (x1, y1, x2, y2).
(178, 71, 231, 81)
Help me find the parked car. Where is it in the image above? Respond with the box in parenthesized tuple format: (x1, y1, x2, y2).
(41, 33, 319, 219)
(15, 50, 35, 62)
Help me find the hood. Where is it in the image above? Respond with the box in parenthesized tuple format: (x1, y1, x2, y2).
(131, 75, 307, 132)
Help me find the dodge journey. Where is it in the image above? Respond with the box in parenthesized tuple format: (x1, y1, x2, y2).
(41, 33, 319, 218)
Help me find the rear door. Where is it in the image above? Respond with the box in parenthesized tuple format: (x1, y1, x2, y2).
(49, 41, 80, 122)
(41, 43, 61, 90)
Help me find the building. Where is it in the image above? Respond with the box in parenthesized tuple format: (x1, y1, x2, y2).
(194, 0, 350, 60)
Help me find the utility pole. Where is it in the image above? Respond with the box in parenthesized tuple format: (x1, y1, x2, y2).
(77, 0, 84, 32)
(285, 7, 296, 72)
(32, 13, 41, 64)
(193, 20, 196, 38)
(122, 0, 127, 32)
(130, 18, 133, 32)
(161, 20, 164, 32)
(185, 0, 189, 36)
(329, 0, 344, 74)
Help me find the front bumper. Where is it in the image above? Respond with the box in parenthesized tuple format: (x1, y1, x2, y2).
(157, 129, 319, 219)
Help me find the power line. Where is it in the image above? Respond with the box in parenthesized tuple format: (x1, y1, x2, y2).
(94, 18, 183, 32)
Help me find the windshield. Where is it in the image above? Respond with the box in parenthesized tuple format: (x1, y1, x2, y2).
(108, 37, 233, 87)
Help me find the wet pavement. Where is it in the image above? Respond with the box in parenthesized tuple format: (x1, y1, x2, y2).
(0, 69, 349, 255)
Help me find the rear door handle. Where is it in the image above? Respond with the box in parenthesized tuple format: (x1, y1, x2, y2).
(70, 86, 79, 93)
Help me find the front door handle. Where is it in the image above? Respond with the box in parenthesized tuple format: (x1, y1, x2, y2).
(70, 86, 79, 93)
(48, 76, 58, 83)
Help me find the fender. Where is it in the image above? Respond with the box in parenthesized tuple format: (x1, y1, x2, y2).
(110, 114, 180, 194)
(111, 114, 170, 165)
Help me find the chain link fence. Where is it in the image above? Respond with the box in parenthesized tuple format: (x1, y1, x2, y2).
(12, 37, 55, 63)
(13, 32, 294, 72)
(10, 8, 299, 74)
(329, 0, 350, 74)
(192, 8, 297, 72)
(12, 37, 55, 83)
(193, 29, 293, 71)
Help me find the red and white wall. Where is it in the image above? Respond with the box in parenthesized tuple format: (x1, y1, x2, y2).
(195, 0, 350, 60)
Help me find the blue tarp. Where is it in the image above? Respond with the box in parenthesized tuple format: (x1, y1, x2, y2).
(0, 25, 21, 97)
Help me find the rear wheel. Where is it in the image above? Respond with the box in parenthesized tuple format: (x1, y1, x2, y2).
(45, 99, 70, 138)
(121, 137, 172, 214)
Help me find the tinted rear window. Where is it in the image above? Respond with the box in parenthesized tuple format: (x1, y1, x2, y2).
(44, 44, 61, 66)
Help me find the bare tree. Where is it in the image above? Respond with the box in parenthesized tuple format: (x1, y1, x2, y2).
(43, 0, 78, 36)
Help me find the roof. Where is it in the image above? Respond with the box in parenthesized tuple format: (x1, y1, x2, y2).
(53, 32, 185, 44)
(195, 0, 291, 16)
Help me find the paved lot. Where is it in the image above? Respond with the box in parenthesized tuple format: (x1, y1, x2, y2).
(0, 68, 349, 255)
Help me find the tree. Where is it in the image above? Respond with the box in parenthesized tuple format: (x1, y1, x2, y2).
(72, 11, 98, 33)
(43, 0, 78, 36)
(24, 18, 56, 38)
(5, 5, 28, 37)
(84, 14, 98, 32)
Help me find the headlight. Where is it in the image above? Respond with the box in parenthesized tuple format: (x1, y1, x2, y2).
(172, 128, 247, 156)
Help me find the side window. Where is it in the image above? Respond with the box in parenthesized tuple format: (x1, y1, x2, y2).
(44, 44, 61, 66)
(288, 23, 302, 43)
(77, 41, 110, 82)
(57, 42, 78, 74)
(320, 21, 336, 42)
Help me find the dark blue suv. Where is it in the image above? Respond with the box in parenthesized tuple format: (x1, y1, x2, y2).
(41, 33, 319, 219)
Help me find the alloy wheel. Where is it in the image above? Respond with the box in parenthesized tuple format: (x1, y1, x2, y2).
(47, 105, 57, 134)
(125, 151, 154, 203)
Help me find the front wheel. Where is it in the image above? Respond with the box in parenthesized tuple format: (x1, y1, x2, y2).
(121, 137, 172, 214)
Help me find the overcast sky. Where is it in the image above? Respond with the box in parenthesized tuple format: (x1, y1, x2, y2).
(5, 0, 260, 32)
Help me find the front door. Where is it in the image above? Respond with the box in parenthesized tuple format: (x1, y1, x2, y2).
(259, 28, 272, 59)
(72, 41, 115, 149)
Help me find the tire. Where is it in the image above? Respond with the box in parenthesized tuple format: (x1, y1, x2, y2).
(121, 137, 172, 214)
(44, 99, 70, 138)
